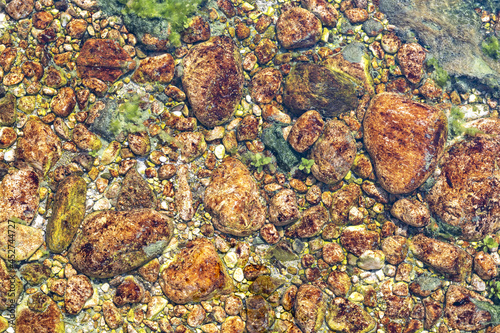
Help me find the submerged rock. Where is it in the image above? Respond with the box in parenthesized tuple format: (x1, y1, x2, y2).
(0, 167, 39, 224)
(204, 157, 266, 236)
(326, 297, 376, 333)
(68, 209, 173, 278)
(159, 238, 233, 304)
(0, 222, 43, 261)
(444, 285, 492, 331)
(15, 292, 64, 333)
(276, 7, 322, 50)
(0, 258, 23, 310)
(116, 168, 156, 211)
(182, 36, 244, 127)
(46, 175, 87, 253)
(294, 284, 326, 333)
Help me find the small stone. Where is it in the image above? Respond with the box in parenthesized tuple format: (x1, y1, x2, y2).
(288, 110, 324, 153)
(65, 275, 93, 315)
(72, 124, 101, 152)
(0, 127, 16, 148)
(397, 43, 426, 84)
(0, 93, 16, 126)
(357, 250, 385, 270)
(276, 7, 322, 49)
(114, 276, 145, 306)
(390, 198, 430, 227)
(103, 300, 123, 329)
(294, 284, 326, 333)
(250, 68, 282, 104)
(6, 0, 34, 20)
(327, 271, 351, 296)
(51, 87, 76, 117)
(345, 8, 369, 23)
(132, 54, 175, 84)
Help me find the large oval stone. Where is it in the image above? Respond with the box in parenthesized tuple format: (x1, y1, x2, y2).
(426, 134, 500, 240)
(68, 209, 173, 278)
(182, 36, 244, 128)
(46, 175, 87, 253)
(204, 157, 266, 236)
(159, 238, 233, 304)
(363, 92, 447, 194)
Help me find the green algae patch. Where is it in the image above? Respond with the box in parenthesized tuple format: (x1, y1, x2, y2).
(46, 175, 87, 254)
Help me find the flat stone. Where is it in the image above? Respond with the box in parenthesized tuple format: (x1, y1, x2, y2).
(50, 87, 76, 117)
(0, 222, 43, 261)
(287, 110, 324, 153)
(15, 293, 64, 333)
(72, 124, 101, 152)
(246, 295, 272, 333)
(340, 225, 379, 257)
(0, 167, 39, 224)
(132, 53, 175, 84)
(269, 189, 301, 227)
(64, 275, 93, 315)
(68, 209, 173, 278)
(182, 36, 244, 127)
(159, 238, 233, 304)
(364, 93, 447, 194)
(76, 39, 136, 82)
(285, 205, 329, 239)
(46, 175, 87, 253)
(116, 168, 156, 211)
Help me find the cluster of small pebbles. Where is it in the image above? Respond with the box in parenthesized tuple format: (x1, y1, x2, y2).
(0, 0, 500, 332)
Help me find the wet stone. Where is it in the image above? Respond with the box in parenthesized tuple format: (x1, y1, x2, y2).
(116, 168, 156, 211)
(0, 167, 39, 224)
(330, 183, 361, 225)
(276, 7, 322, 50)
(204, 157, 266, 236)
(0, 258, 23, 310)
(32, 11, 53, 29)
(311, 120, 356, 185)
(176, 131, 207, 162)
(68, 209, 173, 278)
(6, 0, 34, 20)
(250, 67, 282, 104)
(46, 175, 87, 253)
(72, 124, 101, 152)
(237, 115, 259, 141)
(340, 225, 379, 257)
(287, 110, 324, 153)
(294, 284, 326, 333)
(159, 238, 233, 304)
(132, 53, 175, 84)
(128, 131, 151, 156)
(103, 300, 123, 329)
(66, 19, 88, 39)
(64, 274, 93, 315)
(0, 48, 18, 73)
(285, 204, 329, 239)
(249, 275, 284, 298)
(322, 242, 345, 265)
(255, 38, 278, 64)
(0, 222, 43, 261)
(326, 297, 376, 333)
(474, 251, 498, 281)
(445, 285, 492, 331)
(15, 292, 64, 333)
(181, 16, 211, 43)
(363, 93, 447, 194)
(51, 87, 76, 117)
(327, 271, 351, 296)
(381, 235, 408, 265)
(114, 276, 145, 307)
(397, 43, 426, 84)
(301, 0, 339, 27)
(20, 263, 51, 285)
(246, 295, 273, 333)
(391, 198, 430, 228)
(0, 93, 16, 126)
(345, 8, 369, 23)
(182, 36, 243, 128)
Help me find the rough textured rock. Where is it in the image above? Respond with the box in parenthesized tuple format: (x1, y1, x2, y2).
(311, 120, 356, 184)
(182, 36, 244, 127)
(116, 168, 156, 211)
(132, 54, 175, 84)
(246, 295, 273, 333)
(445, 285, 492, 331)
(284, 63, 359, 118)
(204, 157, 266, 236)
(0, 127, 17, 148)
(390, 198, 430, 227)
(326, 297, 376, 333)
(250, 67, 282, 104)
(72, 124, 101, 152)
(474, 251, 498, 281)
(294, 284, 326, 333)
(301, 0, 338, 27)
(363, 93, 447, 194)
(276, 7, 322, 49)
(159, 238, 233, 304)
(269, 189, 301, 227)
(330, 183, 361, 225)
(64, 275, 93, 315)
(181, 16, 211, 43)
(340, 225, 379, 257)
(285, 205, 329, 238)
(410, 234, 472, 282)
(287, 110, 324, 153)
(68, 209, 173, 278)
(113, 276, 145, 306)
(17, 119, 62, 175)
(381, 235, 408, 265)
(19, 263, 51, 286)
(176, 131, 207, 162)
(0, 167, 39, 224)
(0, 222, 43, 261)
(0, 93, 16, 126)
(5, 0, 34, 20)
(15, 293, 64, 333)
(46, 175, 87, 253)
(127, 131, 151, 156)
(327, 271, 351, 296)
(76, 39, 136, 82)
(426, 135, 500, 240)
(397, 42, 426, 84)
(50, 87, 76, 117)
(102, 300, 123, 329)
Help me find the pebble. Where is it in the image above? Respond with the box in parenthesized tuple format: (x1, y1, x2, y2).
(214, 144, 225, 159)
(233, 268, 244, 282)
(3, 148, 15, 162)
(224, 252, 238, 268)
(93, 197, 111, 210)
(101, 283, 109, 292)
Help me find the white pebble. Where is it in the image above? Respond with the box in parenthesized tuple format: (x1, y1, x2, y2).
(214, 145, 225, 160)
(3, 149, 15, 162)
(93, 198, 111, 210)
(233, 268, 244, 282)
(101, 283, 109, 293)
(159, 156, 167, 163)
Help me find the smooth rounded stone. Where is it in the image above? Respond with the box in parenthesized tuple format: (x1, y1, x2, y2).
(362, 19, 383, 37)
(17, 119, 61, 175)
(363, 93, 447, 194)
(132, 53, 175, 84)
(0, 222, 43, 261)
(326, 297, 376, 333)
(301, 0, 338, 27)
(103, 300, 123, 329)
(390, 198, 430, 227)
(68, 209, 173, 278)
(5, 0, 34, 20)
(66, 19, 88, 39)
(64, 275, 93, 315)
(269, 189, 301, 227)
(381, 235, 408, 265)
(72, 124, 101, 152)
(276, 7, 322, 49)
(285, 205, 329, 239)
(397, 43, 426, 84)
(127, 131, 151, 156)
(322, 242, 345, 265)
(50, 87, 76, 117)
(250, 68, 282, 104)
(474, 251, 498, 281)
(327, 271, 351, 296)
(76, 39, 136, 82)
(426, 135, 500, 240)
(114, 276, 145, 306)
(221, 316, 245, 333)
(15, 292, 64, 333)
(410, 234, 472, 282)
(330, 183, 361, 225)
(381, 32, 401, 54)
(46, 175, 86, 253)
(246, 295, 273, 333)
(340, 225, 379, 257)
(182, 36, 244, 128)
(287, 110, 324, 153)
(159, 238, 233, 304)
(0, 93, 16, 126)
(357, 250, 385, 270)
(204, 157, 266, 236)
(294, 284, 326, 333)
(0, 167, 39, 224)
(116, 168, 156, 211)
(0, 258, 23, 310)
(176, 131, 207, 162)
(445, 285, 492, 331)
(311, 120, 356, 185)
(283, 63, 359, 118)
